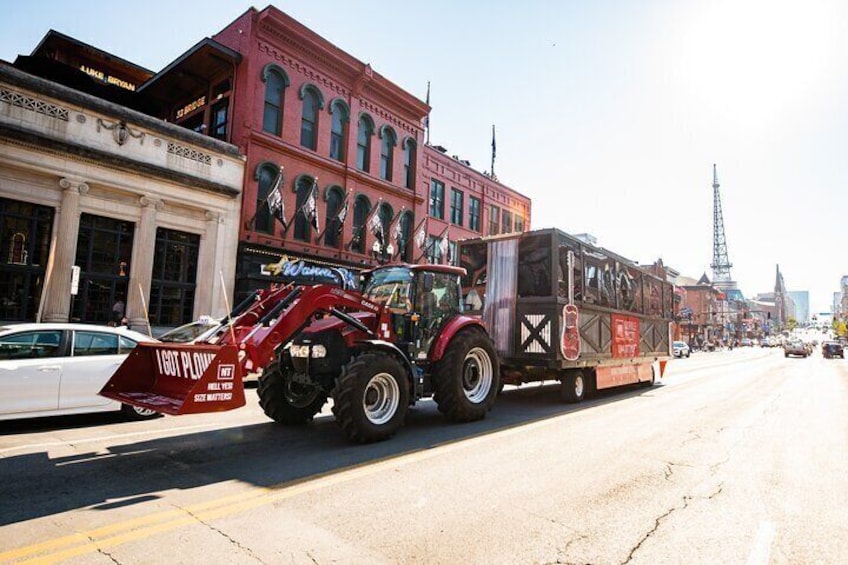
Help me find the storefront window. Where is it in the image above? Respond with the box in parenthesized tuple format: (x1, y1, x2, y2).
(71, 214, 134, 323)
(0, 198, 53, 321)
(150, 228, 199, 326)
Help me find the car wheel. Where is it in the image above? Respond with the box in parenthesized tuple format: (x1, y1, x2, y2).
(121, 404, 160, 421)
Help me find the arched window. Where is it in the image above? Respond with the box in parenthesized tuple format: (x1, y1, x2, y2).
(324, 186, 345, 248)
(379, 126, 397, 182)
(398, 212, 413, 262)
(351, 195, 371, 254)
(402, 137, 416, 190)
(262, 65, 289, 136)
(8, 232, 27, 265)
(299, 84, 324, 150)
(329, 99, 349, 162)
(254, 162, 280, 234)
(356, 114, 374, 173)
(293, 175, 316, 242)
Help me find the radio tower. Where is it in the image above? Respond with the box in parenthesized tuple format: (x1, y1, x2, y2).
(710, 164, 735, 290)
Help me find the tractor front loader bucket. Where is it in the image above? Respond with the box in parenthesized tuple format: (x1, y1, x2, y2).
(100, 343, 246, 415)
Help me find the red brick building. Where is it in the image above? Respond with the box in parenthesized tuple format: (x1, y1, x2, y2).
(8, 6, 532, 312)
(149, 6, 530, 297)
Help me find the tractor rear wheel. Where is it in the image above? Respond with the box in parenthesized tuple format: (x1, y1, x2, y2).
(433, 329, 500, 422)
(258, 360, 326, 425)
(333, 352, 409, 443)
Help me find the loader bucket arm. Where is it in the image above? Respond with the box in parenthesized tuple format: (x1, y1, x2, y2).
(100, 283, 381, 416)
(238, 285, 381, 372)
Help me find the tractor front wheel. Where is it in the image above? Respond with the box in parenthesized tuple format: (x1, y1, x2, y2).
(258, 360, 326, 425)
(433, 329, 500, 422)
(333, 352, 409, 443)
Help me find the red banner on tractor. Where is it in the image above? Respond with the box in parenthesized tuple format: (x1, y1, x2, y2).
(100, 343, 246, 415)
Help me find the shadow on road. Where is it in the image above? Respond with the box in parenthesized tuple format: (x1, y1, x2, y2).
(0, 381, 661, 526)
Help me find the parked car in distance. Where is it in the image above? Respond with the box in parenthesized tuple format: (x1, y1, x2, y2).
(672, 341, 691, 358)
(821, 341, 844, 359)
(784, 340, 809, 358)
(0, 323, 160, 421)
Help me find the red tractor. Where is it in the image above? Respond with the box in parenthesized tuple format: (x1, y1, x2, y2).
(101, 264, 500, 443)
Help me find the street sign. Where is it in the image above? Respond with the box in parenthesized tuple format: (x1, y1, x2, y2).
(70, 265, 80, 296)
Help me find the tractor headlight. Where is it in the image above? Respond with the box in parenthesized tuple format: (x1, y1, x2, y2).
(290, 345, 309, 358)
(290, 344, 327, 359)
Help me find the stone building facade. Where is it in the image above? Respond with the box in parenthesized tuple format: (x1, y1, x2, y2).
(0, 62, 244, 330)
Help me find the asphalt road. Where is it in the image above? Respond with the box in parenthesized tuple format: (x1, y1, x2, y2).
(1, 347, 846, 564)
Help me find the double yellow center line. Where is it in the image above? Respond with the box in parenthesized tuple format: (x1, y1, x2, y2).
(2, 455, 400, 564)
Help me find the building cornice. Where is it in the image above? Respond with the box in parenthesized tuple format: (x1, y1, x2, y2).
(254, 7, 429, 124)
(0, 122, 240, 198)
(0, 63, 241, 158)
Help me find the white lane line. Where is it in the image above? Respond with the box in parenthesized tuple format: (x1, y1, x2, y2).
(0, 422, 223, 455)
(746, 520, 775, 565)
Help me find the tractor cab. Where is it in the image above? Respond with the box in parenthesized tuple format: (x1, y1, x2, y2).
(362, 264, 465, 356)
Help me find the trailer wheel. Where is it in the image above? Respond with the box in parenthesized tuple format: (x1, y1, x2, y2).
(258, 361, 326, 425)
(560, 370, 586, 403)
(433, 329, 500, 422)
(333, 352, 409, 443)
(640, 364, 657, 388)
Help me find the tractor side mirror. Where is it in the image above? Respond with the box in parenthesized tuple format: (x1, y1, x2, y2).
(422, 272, 434, 292)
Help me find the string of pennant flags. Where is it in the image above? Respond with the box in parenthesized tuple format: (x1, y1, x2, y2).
(262, 166, 452, 264)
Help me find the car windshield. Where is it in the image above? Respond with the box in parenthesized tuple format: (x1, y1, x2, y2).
(159, 321, 217, 343)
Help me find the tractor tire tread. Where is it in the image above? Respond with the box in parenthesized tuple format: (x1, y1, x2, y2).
(257, 361, 325, 425)
(432, 327, 500, 423)
(332, 351, 408, 443)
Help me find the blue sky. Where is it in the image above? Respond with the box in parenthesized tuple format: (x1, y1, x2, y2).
(3, 0, 847, 313)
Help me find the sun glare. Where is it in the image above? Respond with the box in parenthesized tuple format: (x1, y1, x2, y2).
(671, 0, 839, 130)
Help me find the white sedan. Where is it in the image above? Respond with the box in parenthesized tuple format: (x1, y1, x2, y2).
(0, 323, 160, 421)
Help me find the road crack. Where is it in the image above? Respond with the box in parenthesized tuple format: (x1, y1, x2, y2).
(177, 504, 267, 564)
(622, 481, 725, 564)
(88, 535, 121, 565)
(663, 461, 695, 480)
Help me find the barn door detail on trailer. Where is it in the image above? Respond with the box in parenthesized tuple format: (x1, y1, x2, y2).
(482, 238, 518, 356)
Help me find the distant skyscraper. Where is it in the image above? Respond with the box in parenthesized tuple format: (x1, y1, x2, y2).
(787, 291, 809, 324)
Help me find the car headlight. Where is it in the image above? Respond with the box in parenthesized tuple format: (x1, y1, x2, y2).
(311, 344, 327, 358)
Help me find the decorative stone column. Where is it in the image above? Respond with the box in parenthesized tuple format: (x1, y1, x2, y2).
(42, 178, 88, 322)
(127, 195, 161, 333)
(193, 210, 221, 318)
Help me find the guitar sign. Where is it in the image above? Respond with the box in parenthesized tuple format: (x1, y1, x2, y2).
(560, 304, 580, 361)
